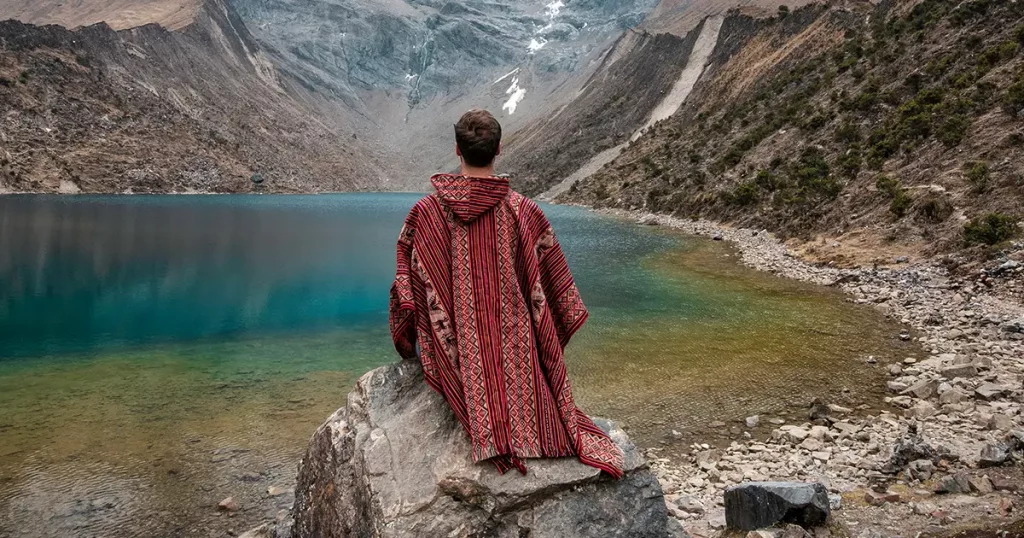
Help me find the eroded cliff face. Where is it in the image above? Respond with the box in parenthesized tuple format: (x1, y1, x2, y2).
(563, 0, 1024, 261)
(0, 0, 385, 193)
(229, 0, 664, 189)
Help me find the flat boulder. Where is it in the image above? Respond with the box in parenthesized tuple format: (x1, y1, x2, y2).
(724, 482, 831, 531)
(288, 361, 677, 538)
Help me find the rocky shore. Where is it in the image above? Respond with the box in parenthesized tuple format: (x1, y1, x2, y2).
(617, 209, 1024, 537)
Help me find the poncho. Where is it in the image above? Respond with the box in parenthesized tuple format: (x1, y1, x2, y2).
(389, 173, 624, 478)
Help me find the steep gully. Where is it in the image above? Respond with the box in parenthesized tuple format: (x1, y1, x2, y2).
(539, 15, 724, 201)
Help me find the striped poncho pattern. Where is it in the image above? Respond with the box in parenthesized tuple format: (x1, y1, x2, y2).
(389, 174, 624, 478)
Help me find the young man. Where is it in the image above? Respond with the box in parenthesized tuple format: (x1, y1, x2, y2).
(389, 109, 624, 478)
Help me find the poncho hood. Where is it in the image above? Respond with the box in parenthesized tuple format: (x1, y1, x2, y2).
(430, 173, 510, 223)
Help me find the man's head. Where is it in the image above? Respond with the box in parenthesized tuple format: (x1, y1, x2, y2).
(454, 110, 502, 168)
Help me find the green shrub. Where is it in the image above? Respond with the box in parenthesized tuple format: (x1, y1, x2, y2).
(979, 41, 1019, 69)
(778, 5, 790, 19)
(1017, 23, 1024, 45)
(935, 114, 970, 146)
(876, 175, 901, 196)
(755, 170, 781, 191)
(890, 189, 913, 218)
(963, 213, 1021, 245)
(965, 161, 991, 193)
(917, 195, 954, 222)
(837, 146, 863, 178)
(728, 181, 760, 206)
(1006, 80, 1024, 115)
(835, 122, 861, 144)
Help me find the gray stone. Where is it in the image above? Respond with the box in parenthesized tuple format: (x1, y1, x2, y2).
(290, 361, 669, 538)
(976, 383, 1009, 401)
(724, 482, 830, 531)
(989, 413, 1015, 431)
(218, 497, 240, 512)
(675, 496, 705, 515)
(746, 415, 761, 428)
(978, 443, 1010, 468)
(902, 379, 940, 399)
(939, 389, 967, 405)
(941, 364, 977, 379)
(908, 459, 935, 481)
(968, 476, 994, 494)
(934, 473, 971, 494)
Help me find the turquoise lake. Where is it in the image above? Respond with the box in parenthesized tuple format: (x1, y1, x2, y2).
(0, 194, 916, 537)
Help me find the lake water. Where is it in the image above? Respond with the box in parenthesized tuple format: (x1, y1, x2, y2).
(0, 194, 916, 537)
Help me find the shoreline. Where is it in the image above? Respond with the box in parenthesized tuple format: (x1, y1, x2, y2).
(593, 208, 1024, 536)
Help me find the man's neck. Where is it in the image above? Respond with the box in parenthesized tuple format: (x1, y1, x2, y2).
(460, 164, 496, 178)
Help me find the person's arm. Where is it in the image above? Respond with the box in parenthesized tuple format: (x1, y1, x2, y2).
(523, 201, 589, 349)
(389, 208, 418, 360)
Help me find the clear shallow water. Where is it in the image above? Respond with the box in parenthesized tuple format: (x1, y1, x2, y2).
(0, 194, 916, 537)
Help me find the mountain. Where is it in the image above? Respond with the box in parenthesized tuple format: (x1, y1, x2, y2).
(559, 0, 1024, 261)
(0, 0, 384, 193)
(229, 0, 663, 188)
(501, 0, 817, 197)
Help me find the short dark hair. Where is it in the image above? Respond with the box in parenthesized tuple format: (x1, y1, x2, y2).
(454, 110, 502, 167)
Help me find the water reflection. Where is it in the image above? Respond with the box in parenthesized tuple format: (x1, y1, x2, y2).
(0, 195, 412, 357)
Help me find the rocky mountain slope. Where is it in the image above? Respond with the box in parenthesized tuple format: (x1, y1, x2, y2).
(230, 0, 663, 189)
(0, 0, 384, 193)
(502, 0, 817, 198)
(561, 0, 1024, 261)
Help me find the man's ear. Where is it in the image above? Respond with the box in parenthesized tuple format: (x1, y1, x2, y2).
(496, 143, 502, 157)
(455, 144, 462, 157)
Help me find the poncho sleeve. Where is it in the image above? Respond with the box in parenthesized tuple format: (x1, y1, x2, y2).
(389, 207, 418, 360)
(522, 200, 590, 349)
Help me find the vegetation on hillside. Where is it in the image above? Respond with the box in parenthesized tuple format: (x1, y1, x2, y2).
(564, 0, 1024, 260)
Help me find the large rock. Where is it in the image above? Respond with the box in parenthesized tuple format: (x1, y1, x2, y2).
(289, 361, 676, 538)
(724, 482, 831, 531)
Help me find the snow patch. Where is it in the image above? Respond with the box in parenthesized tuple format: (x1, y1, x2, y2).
(529, 0, 565, 52)
(545, 0, 564, 19)
(502, 77, 526, 115)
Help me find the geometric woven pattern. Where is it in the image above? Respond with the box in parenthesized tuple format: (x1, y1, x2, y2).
(389, 174, 624, 478)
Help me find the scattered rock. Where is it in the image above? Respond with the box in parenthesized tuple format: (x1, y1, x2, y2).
(902, 379, 940, 399)
(746, 415, 760, 428)
(989, 413, 1015, 431)
(991, 475, 1019, 492)
(782, 524, 813, 538)
(864, 490, 901, 506)
(940, 364, 977, 379)
(218, 497, 240, 512)
(884, 424, 940, 474)
(675, 495, 705, 515)
(968, 475, 994, 494)
(724, 482, 830, 531)
(908, 459, 935, 481)
(267, 486, 289, 497)
(238, 472, 263, 483)
(935, 473, 971, 494)
(976, 384, 1009, 401)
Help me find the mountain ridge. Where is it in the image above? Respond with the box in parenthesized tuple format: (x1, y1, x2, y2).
(559, 0, 1024, 262)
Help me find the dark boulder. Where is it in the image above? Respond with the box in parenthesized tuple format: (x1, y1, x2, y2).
(724, 482, 831, 531)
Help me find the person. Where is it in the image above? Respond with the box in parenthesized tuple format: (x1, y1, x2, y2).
(388, 109, 624, 478)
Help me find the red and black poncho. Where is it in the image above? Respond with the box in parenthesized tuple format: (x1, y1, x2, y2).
(389, 174, 624, 478)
